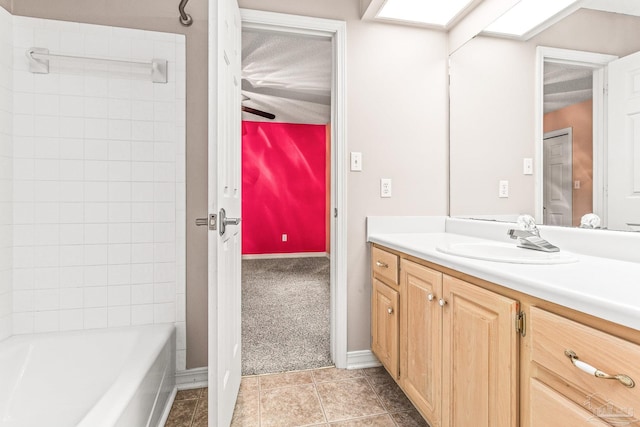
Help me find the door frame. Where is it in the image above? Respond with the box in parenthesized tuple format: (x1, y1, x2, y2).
(240, 9, 348, 368)
(534, 46, 617, 226)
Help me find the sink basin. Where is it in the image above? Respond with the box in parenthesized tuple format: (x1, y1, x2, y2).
(436, 241, 578, 265)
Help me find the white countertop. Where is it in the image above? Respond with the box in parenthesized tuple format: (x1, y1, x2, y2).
(367, 217, 640, 332)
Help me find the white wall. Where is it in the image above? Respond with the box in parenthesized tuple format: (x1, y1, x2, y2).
(2, 15, 187, 368)
(0, 6, 13, 341)
(237, 0, 449, 353)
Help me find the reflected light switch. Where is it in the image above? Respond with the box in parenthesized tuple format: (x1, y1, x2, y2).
(350, 152, 362, 171)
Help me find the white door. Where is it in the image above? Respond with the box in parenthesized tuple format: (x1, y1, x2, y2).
(543, 129, 573, 226)
(208, 0, 242, 425)
(608, 50, 640, 231)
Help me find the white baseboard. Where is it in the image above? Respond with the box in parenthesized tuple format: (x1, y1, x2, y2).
(175, 367, 208, 389)
(242, 252, 329, 260)
(346, 350, 381, 370)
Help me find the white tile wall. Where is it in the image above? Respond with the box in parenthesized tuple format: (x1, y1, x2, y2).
(6, 16, 186, 369)
(0, 6, 13, 342)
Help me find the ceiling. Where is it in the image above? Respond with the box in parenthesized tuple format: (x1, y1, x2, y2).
(241, 29, 332, 124)
(543, 61, 593, 113)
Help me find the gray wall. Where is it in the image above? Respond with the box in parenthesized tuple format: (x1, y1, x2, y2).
(9, 0, 449, 366)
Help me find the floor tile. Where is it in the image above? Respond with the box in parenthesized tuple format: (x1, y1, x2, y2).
(390, 409, 431, 427)
(312, 367, 365, 383)
(231, 389, 260, 427)
(260, 384, 326, 427)
(260, 370, 314, 390)
(175, 388, 202, 401)
(329, 414, 396, 426)
(239, 376, 259, 394)
(192, 398, 208, 427)
(316, 378, 386, 422)
(165, 398, 197, 427)
(369, 376, 415, 413)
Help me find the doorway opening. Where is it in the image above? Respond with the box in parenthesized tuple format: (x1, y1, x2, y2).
(239, 10, 347, 374)
(535, 47, 618, 227)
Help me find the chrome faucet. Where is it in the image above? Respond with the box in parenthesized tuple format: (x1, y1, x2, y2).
(508, 215, 559, 253)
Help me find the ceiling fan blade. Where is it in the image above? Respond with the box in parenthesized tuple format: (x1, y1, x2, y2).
(242, 105, 276, 120)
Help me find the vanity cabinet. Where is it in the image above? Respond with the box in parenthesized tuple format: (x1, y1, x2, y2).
(371, 246, 400, 378)
(526, 307, 640, 427)
(372, 247, 519, 427)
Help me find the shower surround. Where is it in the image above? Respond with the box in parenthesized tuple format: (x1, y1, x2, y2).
(0, 7, 187, 369)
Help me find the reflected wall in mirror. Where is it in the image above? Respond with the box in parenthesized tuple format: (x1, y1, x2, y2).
(449, 4, 640, 231)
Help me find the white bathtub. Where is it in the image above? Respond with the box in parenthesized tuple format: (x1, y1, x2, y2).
(0, 324, 175, 427)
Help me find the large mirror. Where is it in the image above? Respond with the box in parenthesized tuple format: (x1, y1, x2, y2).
(449, 1, 640, 231)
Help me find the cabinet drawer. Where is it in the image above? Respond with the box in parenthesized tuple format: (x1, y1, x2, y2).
(530, 307, 640, 421)
(530, 379, 609, 426)
(372, 246, 399, 286)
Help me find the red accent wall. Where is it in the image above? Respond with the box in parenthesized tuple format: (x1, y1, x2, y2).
(242, 121, 327, 255)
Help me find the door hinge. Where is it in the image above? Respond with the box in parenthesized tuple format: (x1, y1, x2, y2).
(516, 311, 526, 337)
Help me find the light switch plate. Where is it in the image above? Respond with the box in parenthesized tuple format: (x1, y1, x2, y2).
(350, 152, 362, 171)
(523, 158, 533, 175)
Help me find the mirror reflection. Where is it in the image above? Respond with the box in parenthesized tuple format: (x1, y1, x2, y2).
(449, 2, 640, 231)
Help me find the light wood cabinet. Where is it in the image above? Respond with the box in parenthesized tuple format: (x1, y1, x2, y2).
(441, 275, 518, 427)
(374, 250, 518, 427)
(526, 307, 640, 427)
(371, 243, 640, 427)
(400, 259, 442, 424)
(371, 278, 399, 378)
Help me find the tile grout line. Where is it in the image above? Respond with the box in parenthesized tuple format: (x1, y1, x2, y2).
(363, 371, 400, 426)
(311, 371, 330, 425)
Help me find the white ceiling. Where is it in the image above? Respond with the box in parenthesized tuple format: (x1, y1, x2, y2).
(241, 29, 332, 124)
(544, 61, 593, 113)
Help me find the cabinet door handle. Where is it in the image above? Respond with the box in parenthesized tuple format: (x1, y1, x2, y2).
(376, 261, 389, 269)
(564, 350, 635, 388)
(438, 298, 447, 307)
(428, 293, 434, 301)
(387, 307, 394, 315)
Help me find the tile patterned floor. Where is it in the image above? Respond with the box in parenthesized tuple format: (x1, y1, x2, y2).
(165, 367, 430, 427)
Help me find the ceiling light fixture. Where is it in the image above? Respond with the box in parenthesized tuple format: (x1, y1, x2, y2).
(377, 0, 478, 28)
(484, 0, 580, 39)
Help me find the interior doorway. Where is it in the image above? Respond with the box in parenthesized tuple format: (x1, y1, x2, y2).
(241, 10, 347, 373)
(543, 128, 573, 226)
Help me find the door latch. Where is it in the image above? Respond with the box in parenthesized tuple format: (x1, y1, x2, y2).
(195, 214, 217, 231)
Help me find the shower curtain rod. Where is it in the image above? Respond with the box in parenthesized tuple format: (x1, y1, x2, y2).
(26, 47, 168, 84)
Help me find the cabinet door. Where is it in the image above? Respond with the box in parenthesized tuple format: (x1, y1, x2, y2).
(372, 278, 399, 378)
(400, 260, 442, 426)
(442, 275, 519, 427)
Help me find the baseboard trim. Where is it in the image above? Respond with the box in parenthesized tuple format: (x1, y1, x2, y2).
(346, 350, 381, 370)
(175, 367, 208, 389)
(242, 252, 329, 260)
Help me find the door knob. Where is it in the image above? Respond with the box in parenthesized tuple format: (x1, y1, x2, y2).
(219, 208, 241, 236)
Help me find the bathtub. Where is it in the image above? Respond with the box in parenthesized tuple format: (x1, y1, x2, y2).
(0, 324, 175, 427)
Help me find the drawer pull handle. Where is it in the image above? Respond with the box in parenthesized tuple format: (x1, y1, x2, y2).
(376, 261, 389, 269)
(387, 307, 394, 315)
(428, 293, 434, 301)
(438, 298, 447, 307)
(564, 350, 635, 388)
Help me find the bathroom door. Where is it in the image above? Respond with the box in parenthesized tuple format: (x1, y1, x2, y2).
(608, 50, 640, 231)
(208, 0, 242, 425)
(543, 129, 572, 226)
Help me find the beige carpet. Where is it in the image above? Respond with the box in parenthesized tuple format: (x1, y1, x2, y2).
(241, 257, 332, 375)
